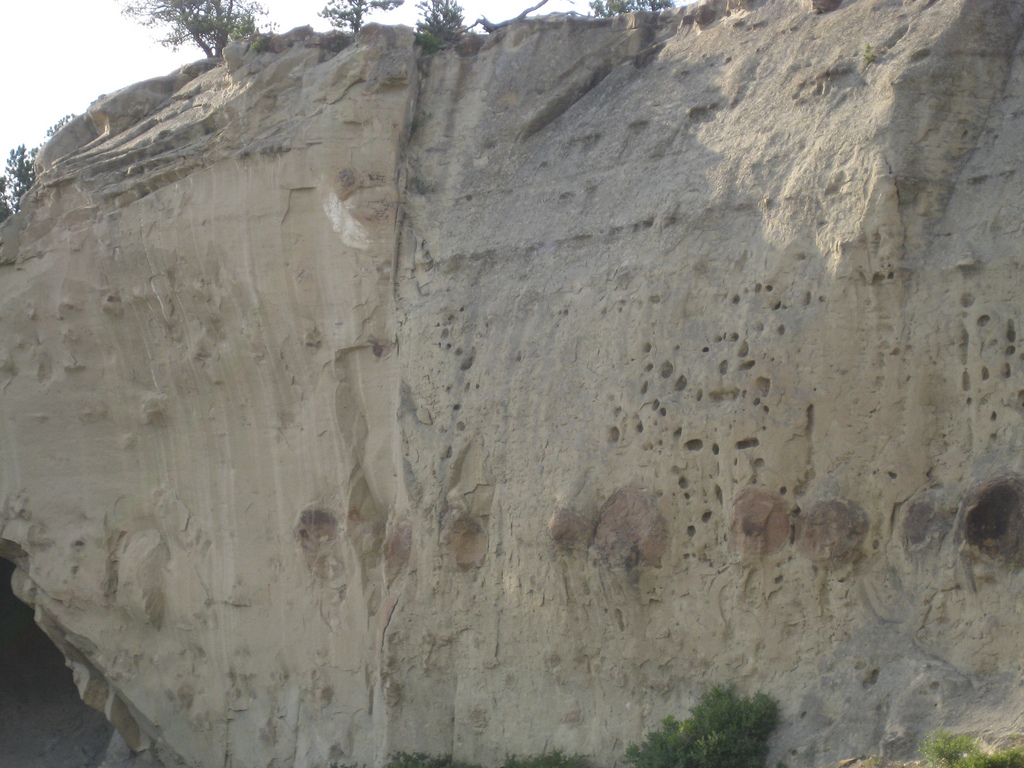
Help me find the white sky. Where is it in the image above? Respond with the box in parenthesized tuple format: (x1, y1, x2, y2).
(0, 0, 585, 157)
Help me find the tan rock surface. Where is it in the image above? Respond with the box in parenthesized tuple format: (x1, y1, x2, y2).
(4, 1, 1024, 766)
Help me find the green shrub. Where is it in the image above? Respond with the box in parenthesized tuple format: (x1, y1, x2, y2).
(922, 732, 1024, 768)
(974, 751, 1024, 768)
(625, 686, 780, 768)
(347, 752, 589, 768)
(923, 733, 983, 768)
(625, 717, 691, 768)
(503, 752, 590, 768)
(385, 755, 468, 768)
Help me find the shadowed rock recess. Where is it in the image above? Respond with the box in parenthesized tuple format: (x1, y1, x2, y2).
(4, 1, 1024, 766)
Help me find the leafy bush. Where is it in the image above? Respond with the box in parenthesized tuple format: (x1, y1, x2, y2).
(978, 752, 1024, 768)
(386, 754, 467, 768)
(922, 732, 1024, 768)
(624, 717, 691, 768)
(624, 686, 780, 768)
(923, 733, 983, 768)
(335, 751, 590, 768)
(503, 752, 590, 768)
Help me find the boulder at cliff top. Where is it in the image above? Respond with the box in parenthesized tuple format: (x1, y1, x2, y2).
(5, 1, 1024, 767)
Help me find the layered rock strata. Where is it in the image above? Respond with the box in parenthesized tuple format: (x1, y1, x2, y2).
(4, 1, 1024, 766)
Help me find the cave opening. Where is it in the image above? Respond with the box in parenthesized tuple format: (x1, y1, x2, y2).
(963, 477, 1024, 563)
(0, 556, 113, 768)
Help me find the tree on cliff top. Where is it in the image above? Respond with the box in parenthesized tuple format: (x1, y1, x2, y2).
(0, 177, 10, 224)
(122, 0, 270, 58)
(0, 116, 75, 224)
(414, 0, 464, 53)
(321, 0, 404, 33)
(590, 0, 673, 16)
(0, 145, 37, 224)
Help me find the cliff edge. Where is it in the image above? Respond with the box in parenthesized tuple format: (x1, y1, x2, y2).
(3, 1, 1024, 766)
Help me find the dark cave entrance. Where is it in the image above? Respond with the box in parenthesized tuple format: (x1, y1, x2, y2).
(962, 476, 1024, 564)
(0, 556, 113, 768)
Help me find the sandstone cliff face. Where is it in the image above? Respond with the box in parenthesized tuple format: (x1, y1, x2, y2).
(3, 1, 1024, 766)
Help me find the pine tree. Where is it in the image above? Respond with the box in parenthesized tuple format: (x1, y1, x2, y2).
(414, 0, 464, 54)
(0, 117, 75, 224)
(320, 0, 404, 33)
(0, 145, 36, 223)
(121, 0, 270, 58)
(590, 0, 673, 17)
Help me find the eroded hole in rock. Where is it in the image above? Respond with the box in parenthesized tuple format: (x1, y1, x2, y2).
(901, 493, 955, 554)
(295, 508, 341, 580)
(448, 516, 488, 570)
(0, 557, 113, 767)
(593, 486, 668, 568)
(385, 524, 413, 584)
(962, 476, 1024, 564)
(795, 498, 868, 563)
(295, 508, 338, 553)
(549, 508, 596, 552)
(729, 487, 793, 559)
